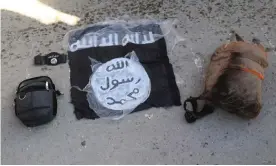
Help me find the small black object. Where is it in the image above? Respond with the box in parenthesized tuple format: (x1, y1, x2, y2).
(14, 76, 61, 127)
(34, 52, 67, 66)
(183, 96, 214, 123)
(252, 38, 261, 44)
(235, 33, 244, 42)
(185, 111, 197, 123)
(199, 104, 215, 117)
(81, 141, 86, 147)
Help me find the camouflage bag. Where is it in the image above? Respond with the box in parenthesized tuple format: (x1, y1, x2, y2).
(183, 32, 268, 123)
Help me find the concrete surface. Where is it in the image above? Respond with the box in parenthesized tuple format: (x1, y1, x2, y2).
(1, 0, 276, 164)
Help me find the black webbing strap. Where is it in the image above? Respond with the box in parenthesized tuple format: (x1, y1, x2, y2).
(34, 52, 67, 66)
(16, 76, 62, 96)
(183, 96, 215, 123)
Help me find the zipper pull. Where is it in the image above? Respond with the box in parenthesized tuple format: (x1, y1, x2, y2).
(45, 81, 49, 90)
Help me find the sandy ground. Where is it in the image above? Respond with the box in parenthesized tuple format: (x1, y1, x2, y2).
(1, 0, 276, 164)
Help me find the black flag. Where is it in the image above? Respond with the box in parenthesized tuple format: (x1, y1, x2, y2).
(67, 22, 181, 119)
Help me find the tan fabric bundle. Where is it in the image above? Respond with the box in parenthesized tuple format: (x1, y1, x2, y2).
(184, 33, 268, 123)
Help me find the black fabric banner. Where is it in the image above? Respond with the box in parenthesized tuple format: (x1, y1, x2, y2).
(68, 23, 181, 119)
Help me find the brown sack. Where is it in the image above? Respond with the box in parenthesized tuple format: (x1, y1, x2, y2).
(184, 33, 268, 123)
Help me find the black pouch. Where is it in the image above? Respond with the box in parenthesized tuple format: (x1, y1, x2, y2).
(14, 76, 61, 127)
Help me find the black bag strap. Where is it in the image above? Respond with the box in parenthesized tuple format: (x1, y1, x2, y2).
(183, 96, 215, 123)
(34, 52, 67, 66)
(17, 76, 53, 92)
(16, 76, 62, 96)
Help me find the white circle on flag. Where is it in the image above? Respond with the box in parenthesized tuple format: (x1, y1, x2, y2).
(91, 57, 151, 111)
